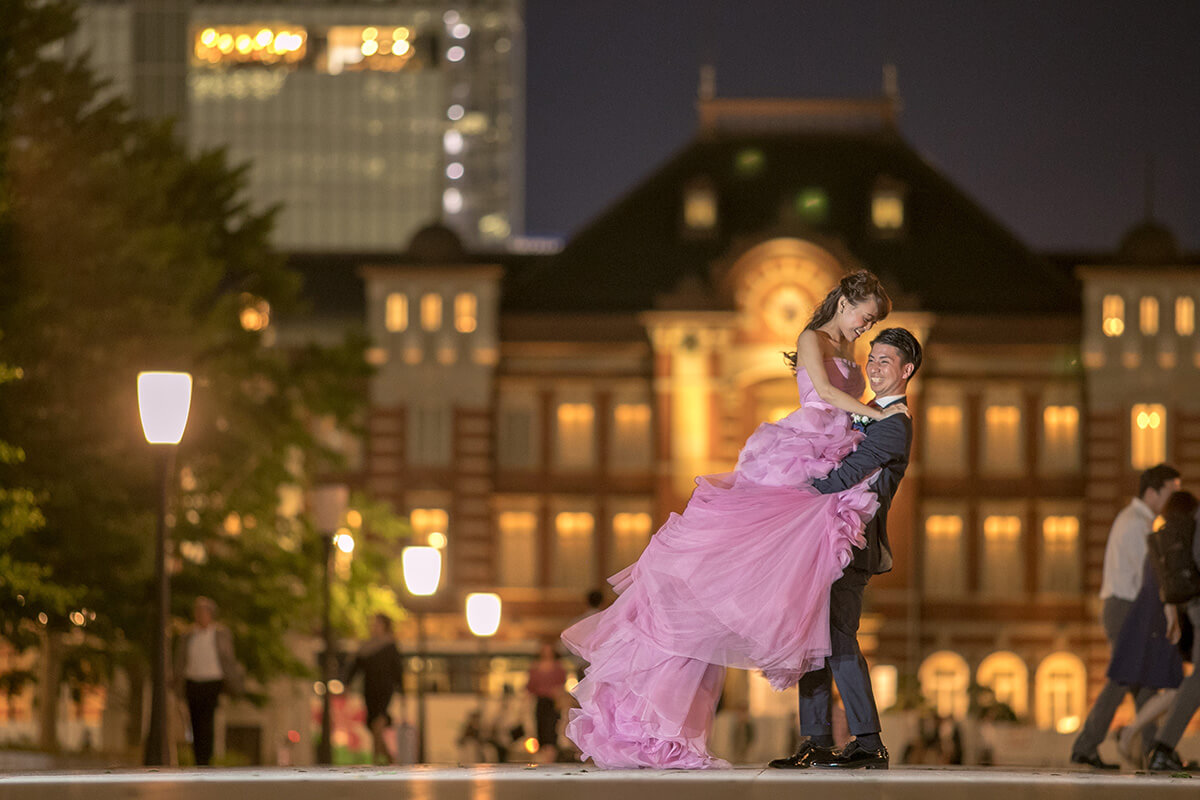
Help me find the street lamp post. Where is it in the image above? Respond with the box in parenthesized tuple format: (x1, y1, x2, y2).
(465, 593, 501, 699)
(312, 484, 349, 766)
(137, 371, 193, 767)
(402, 546, 441, 763)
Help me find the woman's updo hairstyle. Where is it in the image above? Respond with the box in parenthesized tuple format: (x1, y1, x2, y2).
(783, 271, 891, 372)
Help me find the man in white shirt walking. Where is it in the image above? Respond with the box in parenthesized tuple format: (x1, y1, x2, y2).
(1070, 464, 1181, 768)
(174, 597, 242, 766)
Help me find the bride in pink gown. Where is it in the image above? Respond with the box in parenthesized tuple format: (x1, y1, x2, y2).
(561, 271, 906, 769)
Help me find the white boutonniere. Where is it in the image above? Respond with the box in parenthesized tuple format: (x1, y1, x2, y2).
(851, 413, 873, 432)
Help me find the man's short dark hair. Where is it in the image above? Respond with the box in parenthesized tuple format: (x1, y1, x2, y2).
(1138, 463, 1181, 497)
(374, 612, 394, 633)
(871, 328, 923, 377)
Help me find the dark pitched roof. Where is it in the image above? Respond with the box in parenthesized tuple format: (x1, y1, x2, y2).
(503, 128, 1080, 315)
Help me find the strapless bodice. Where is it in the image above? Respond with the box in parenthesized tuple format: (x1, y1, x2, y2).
(796, 357, 864, 405)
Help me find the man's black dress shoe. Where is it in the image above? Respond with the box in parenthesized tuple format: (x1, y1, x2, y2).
(812, 739, 889, 769)
(768, 740, 837, 769)
(1068, 752, 1120, 770)
(1146, 743, 1185, 773)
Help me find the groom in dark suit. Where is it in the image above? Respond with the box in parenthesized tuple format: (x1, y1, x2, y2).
(770, 327, 922, 770)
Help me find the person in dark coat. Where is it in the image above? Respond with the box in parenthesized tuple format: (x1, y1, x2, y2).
(342, 613, 406, 764)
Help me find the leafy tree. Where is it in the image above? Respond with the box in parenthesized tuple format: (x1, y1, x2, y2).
(0, 0, 404, 752)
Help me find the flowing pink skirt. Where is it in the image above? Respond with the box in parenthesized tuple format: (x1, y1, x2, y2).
(562, 401, 878, 769)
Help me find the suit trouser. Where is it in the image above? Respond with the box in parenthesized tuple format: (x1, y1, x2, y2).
(1155, 599, 1200, 748)
(797, 566, 880, 737)
(1071, 597, 1157, 758)
(186, 679, 223, 766)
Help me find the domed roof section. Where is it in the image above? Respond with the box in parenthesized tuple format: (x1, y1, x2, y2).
(1117, 220, 1181, 265)
(406, 222, 467, 263)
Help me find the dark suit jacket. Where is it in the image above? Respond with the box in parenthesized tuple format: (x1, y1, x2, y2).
(811, 403, 913, 574)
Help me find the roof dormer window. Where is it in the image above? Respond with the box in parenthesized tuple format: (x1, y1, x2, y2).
(682, 177, 718, 236)
(870, 176, 907, 237)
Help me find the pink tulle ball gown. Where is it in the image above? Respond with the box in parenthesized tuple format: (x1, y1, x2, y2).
(561, 357, 879, 769)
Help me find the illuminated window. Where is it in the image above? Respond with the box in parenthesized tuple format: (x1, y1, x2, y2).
(454, 293, 477, 333)
(410, 508, 449, 546)
(497, 403, 538, 469)
(407, 406, 451, 466)
(385, 293, 408, 332)
(924, 514, 965, 596)
(1102, 294, 1125, 337)
(1131, 403, 1167, 469)
(870, 665, 899, 713)
(556, 403, 595, 469)
(925, 404, 965, 474)
(683, 179, 718, 233)
(1035, 652, 1086, 733)
(983, 404, 1022, 474)
(497, 511, 538, 587)
(982, 515, 1022, 596)
(919, 651, 970, 720)
(192, 25, 307, 67)
(871, 189, 904, 233)
(610, 403, 652, 471)
(1177, 297, 1195, 336)
(977, 652, 1029, 716)
(611, 510, 653, 573)
(1040, 405, 1080, 474)
(324, 25, 417, 74)
(554, 512, 594, 588)
(795, 187, 829, 224)
(1041, 515, 1080, 592)
(1140, 296, 1159, 335)
(420, 293, 442, 331)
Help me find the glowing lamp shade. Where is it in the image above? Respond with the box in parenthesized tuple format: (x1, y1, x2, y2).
(465, 592, 501, 637)
(402, 546, 442, 596)
(137, 372, 193, 444)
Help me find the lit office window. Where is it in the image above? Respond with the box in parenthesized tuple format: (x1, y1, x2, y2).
(1041, 515, 1080, 592)
(193, 25, 308, 67)
(385, 293, 408, 332)
(497, 511, 538, 588)
(556, 403, 595, 469)
(871, 189, 904, 232)
(553, 512, 594, 588)
(919, 651, 969, 720)
(1140, 296, 1159, 335)
(925, 404, 965, 474)
(454, 293, 477, 333)
(420, 293, 442, 331)
(1102, 294, 1125, 337)
(611, 511, 653, 573)
(1177, 297, 1195, 336)
(924, 515, 965, 596)
(1131, 403, 1167, 469)
(324, 25, 417, 74)
(977, 652, 1029, 716)
(1035, 652, 1086, 733)
(982, 515, 1022, 596)
(410, 508, 449, 546)
(683, 179, 717, 232)
(610, 403, 652, 471)
(983, 405, 1022, 474)
(1040, 405, 1080, 474)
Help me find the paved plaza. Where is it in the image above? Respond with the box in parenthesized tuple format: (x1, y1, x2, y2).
(1, 763, 1197, 800)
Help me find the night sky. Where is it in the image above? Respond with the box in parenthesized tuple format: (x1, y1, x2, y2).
(524, 1, 1200, 253)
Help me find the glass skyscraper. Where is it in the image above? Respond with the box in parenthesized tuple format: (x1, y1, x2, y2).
(72, 1, 524, 251)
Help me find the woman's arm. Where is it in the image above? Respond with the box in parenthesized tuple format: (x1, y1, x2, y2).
(795, 330, 891, 420)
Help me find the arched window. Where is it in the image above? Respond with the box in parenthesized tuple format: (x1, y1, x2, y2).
(1034, 652, 1086, 732)
(977, 651, 1029, 716)
(918, 651, 970, 720)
